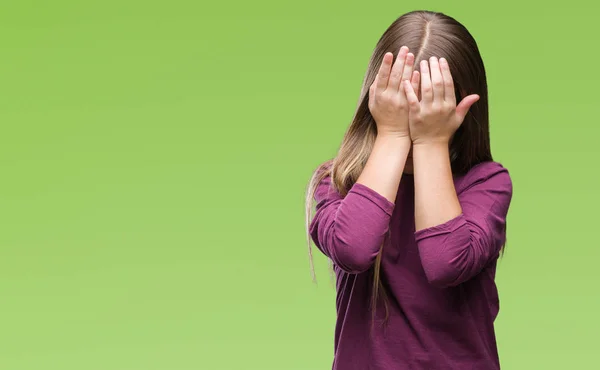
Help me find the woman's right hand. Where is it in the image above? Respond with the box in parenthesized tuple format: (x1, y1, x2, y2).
(368, 46, 420, 138)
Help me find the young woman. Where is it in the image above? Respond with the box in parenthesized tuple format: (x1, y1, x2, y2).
(304, 10, 513, 370)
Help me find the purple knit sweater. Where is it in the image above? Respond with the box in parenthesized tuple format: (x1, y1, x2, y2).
(309, 161, 513, 369)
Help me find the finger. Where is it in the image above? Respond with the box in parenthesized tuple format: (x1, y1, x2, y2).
(439, 57, 456, 105)
(370, 73, 378, 93)
(429, 57, 443, 103)
(456, 94, 480, 122)
(369, 74, 377, 105)
(403, 80, 420, 113)
(388, 46, 409, 91)
(410, 70, 420, 100)
(419, 60, 433, 104)
(376, 52, 393, 91)
(400, 52, 415, 84)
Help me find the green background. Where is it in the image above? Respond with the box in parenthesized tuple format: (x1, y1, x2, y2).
(0, 1, 597, 369)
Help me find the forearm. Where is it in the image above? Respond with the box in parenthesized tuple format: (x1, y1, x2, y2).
(356, 135, 411, 203)
(412, 142, 462, 231)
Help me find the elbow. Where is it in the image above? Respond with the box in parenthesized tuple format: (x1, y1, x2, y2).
(331, 235, 380, 274)
(421, 244, 474, 288)
(423, 267, 462, 288)
(314, 219, 385, 274)
(417, 218, 497, 288)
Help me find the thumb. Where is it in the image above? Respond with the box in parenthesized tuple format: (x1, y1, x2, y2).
(455, 94, 480, 123)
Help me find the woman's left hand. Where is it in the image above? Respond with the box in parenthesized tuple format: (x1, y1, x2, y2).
(402, 56, 480, 146)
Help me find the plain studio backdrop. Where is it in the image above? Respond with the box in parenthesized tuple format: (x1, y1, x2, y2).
(0, 1, 597, 369)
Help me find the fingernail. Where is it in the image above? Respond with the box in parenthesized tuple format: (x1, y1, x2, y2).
(440, 58, 447, 64)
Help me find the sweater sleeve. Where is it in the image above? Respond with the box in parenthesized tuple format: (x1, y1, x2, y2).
(309, 174, 395, 274)
(414, 162, 513, 288)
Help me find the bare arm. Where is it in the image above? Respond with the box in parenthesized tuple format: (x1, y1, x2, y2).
(412, 142, 461, 231)
(308, 46, 420, 273)
(403, 56, 480, 231)
(402, 57, 513, 287)
(357, 47, 419, 202)
(356, 135, 411, 203)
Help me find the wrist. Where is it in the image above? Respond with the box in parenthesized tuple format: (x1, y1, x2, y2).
(376, 134, 412, 149)
(377, 132, 412, 142)
(411, 139, 450, 150)
(374, 134, 412, 155)
(412, 141, 451, 160)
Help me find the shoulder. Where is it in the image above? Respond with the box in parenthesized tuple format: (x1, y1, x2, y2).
(310, 160, 338, 202)
(456, 161, 512, 195)
(312, 159, 333, 178)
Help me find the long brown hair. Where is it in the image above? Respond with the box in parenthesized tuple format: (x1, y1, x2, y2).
(304, 10, 493, 317)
